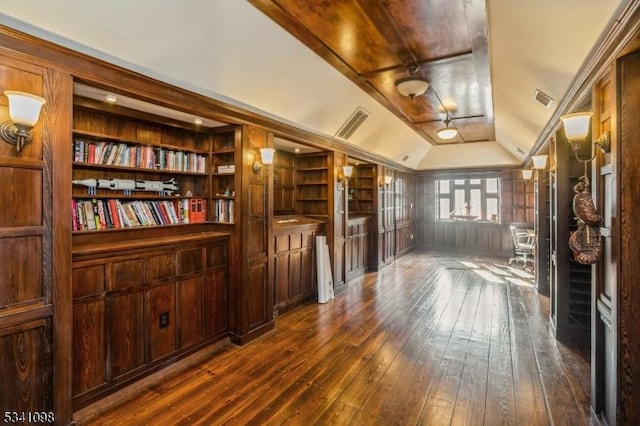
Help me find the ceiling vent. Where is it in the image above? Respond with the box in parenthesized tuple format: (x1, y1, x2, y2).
(335, 107, 369, 140)
(533, 89, 554, 108)
(402, 155, 410, 162)
(517, 146, 526, 155)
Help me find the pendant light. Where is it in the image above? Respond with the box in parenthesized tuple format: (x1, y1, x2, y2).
(436, 115, 458, 140)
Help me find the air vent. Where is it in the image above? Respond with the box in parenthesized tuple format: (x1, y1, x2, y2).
(533, 89, 554, 108)
(402, 155, 410, 162)
(517, 147, 526, 155)
(335, 107, 369, 140)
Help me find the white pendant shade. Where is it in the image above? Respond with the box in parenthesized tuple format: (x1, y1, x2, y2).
(342, 165, 353, 178)
(5, 90, 46, 126)
(522, 169, 533, 180)
(395, 77, 429, 98)
(436, 126, 458, 140)
(259, 147, 275, 165)
(531, 154, 548, 170)
(560, 112, 592, 142)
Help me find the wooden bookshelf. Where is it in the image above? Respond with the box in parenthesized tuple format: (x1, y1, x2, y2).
(72, 106, 211, 231)
(295, 152, 329, 219)
(348, 163, 375, 214)
(211, 126, 239, 224)
(70, 98, 232, 408)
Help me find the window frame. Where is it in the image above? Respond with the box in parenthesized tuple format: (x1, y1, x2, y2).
(435, 176, 501, 222)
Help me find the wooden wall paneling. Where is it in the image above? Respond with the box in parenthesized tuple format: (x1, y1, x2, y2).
(331, 152, 346, 293)
(272, 220, 322, 315)
(0, 54, 61, 419)
(589, 66, 617, 425)
(534, 169, 551, 296)
(415, 171, 512, 257)
(345, 216, 369, 281)
(378, 167, 395, 267)
(616, 49, 640, 425)
(0, 320, 53, 416)
(274, 150, 295, 214)
(237, 126, 273, 343)
(393, 171, 416, 258)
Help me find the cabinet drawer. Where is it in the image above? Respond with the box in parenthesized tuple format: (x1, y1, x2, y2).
(110, 259, 144, 290)
(146, 253, 176, 281)
(73, 264, 105, 298)
(206, 243, 227, 268)
(178, 248, 203, 274)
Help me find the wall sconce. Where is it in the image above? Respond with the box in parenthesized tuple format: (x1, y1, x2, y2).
(379, 175, 393, 188)
(521, 169, 533, 181)
(337, 165, 354, 186)
(1, 90, 46, 153)
(560, 112, 610, 163)
(252, 147, 275, 173)
(532, 154, 548, 170)
(343, 165, 353, 179)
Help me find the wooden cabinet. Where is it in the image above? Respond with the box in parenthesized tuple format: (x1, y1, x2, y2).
(72, 234, 228, 407)
(272, 216, 324, 315)
(346, 215, 370, 280)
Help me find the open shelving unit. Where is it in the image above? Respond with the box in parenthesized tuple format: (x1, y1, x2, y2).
(348, 163, 376, 214)
(295, 152, 329, 219)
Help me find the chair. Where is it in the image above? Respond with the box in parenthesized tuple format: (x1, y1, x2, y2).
(509, 225, 535, 269)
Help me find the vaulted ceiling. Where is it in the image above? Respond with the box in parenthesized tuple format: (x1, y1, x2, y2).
(0, 0, 625, 170)
(250, 0, 494, 146)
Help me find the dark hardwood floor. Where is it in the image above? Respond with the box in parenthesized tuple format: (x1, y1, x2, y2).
(76, 251, 590, 425)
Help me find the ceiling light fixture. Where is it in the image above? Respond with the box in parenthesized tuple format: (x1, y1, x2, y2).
(395, 76, 429, 100)
(395, 65, 462, 142)
(436, 115, 458, 140)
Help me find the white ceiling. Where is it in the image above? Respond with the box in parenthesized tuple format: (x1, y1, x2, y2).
(0, 0, 624, 170)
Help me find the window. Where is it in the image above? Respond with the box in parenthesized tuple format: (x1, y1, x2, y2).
(435, 177, 500, 222)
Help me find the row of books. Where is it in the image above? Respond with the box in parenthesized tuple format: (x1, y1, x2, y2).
(213, 199, 234, 223)
(72, 198, 207, 231)
(73, 139, 207, 173)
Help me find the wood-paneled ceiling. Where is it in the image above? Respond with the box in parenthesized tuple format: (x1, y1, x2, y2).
(250, 0, 493, 146)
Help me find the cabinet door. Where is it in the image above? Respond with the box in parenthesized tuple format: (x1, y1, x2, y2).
(148, 283, 176, 361)
(204, 270, 227, 336)
(73, 300, 105, 396)
(179, 277, 203, 347)
(108, 292, 144, 379)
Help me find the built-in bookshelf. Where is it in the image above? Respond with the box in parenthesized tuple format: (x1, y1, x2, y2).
(211, 126, 238, 224)
(295, 152, 329, 219)
(71, 104, 211, 233)
(348, 163, 375, 214)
